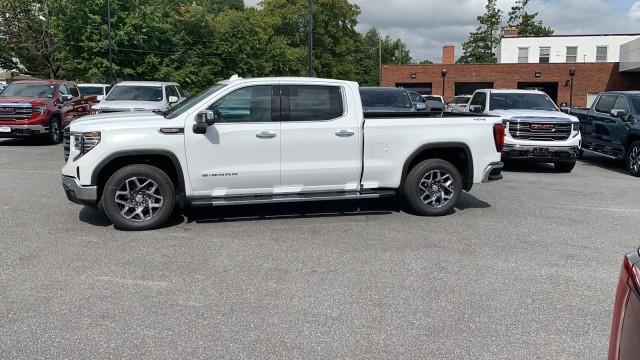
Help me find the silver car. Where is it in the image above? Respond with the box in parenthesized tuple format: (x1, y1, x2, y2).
(91, 81, 187, 114)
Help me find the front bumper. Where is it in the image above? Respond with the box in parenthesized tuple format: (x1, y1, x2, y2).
(502, 145, 580, 162)
(0, 124, 48, 137)
(482, 162, 504, 183)
(62, 175, 98, 206)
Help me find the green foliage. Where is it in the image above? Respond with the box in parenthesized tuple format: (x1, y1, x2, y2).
(507, 0, 553, 37)
(458, 0, 502, 64)
(1, 0, 413, 90)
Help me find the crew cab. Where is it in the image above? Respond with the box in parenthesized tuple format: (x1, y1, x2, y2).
(91, 81, 186, 114)
(0, 80, 96, 144)
(62, 77, 505, 231)
(469, 89, 581, 172)
(569, 92, 640, 176)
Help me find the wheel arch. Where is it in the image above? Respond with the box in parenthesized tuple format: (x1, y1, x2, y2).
(401, 142, 474, 191)
(91, 150, 186, 208)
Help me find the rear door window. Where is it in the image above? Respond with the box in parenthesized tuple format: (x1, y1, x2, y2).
(284, 85, 344, 121)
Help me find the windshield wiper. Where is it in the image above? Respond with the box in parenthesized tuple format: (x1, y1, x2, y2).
(152, 109, 168, 117)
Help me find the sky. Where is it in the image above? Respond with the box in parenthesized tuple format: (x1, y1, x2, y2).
(244, 0, 640, 62)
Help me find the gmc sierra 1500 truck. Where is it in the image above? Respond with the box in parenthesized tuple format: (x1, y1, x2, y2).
(62, 77, 505, 230)
(0, 80, 96, 144)
(569, 91, 640, 176)
(469, 89, 581, 172)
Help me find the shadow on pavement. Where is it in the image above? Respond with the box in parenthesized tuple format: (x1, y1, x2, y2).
(502, 161, 557, 173)
(0, 138, 53, 147)
(577, 153, 628, 176)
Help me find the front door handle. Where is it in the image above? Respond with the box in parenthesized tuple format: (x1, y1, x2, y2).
(335, 129, 355, 137)
(256, 131, 277, 139)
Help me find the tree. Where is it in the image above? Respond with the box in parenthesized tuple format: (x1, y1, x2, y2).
(507, 0, 553, 37)
(418, 59, 433, 64)
(0, 0, 63, 78)
(458, 0, 502, 64)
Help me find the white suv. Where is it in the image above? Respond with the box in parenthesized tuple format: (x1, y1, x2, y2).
(91, 81, 186, 114)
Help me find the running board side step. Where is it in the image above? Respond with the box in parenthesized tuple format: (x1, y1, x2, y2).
(189, 190, 396, 207)
(581, 148, 622, 160)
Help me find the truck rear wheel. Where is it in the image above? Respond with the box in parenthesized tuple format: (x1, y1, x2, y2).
(554, 160, 576, 173)
(403, 159, 462, 216)
(627, 141, 640, 177)
(102, 164, 176, 231)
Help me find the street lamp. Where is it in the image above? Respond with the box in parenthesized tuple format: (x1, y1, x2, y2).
(440, 69, 447, 99)
(569, 67, 576, 108)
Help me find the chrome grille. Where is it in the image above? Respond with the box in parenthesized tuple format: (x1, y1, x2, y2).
(508, 120, 572, 141)
(63, 127, 70, 161)
(0, 103, 32, 121)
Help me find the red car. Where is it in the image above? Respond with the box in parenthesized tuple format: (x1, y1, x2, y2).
(0, 80, 96, 144)
(609, 248, 640, 359)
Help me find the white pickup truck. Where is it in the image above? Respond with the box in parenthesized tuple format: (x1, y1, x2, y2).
(62, 77, 505, 230)
(468, 89, 581, 172)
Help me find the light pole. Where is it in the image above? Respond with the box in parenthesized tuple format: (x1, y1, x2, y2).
(307, 0, 313, 77)
(441, 69, 447, 99)
(569, 67, 576, 108)
(107, 0, 113, 84)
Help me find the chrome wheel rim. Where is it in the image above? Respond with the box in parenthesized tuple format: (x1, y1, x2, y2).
(51, 121, 59, 142)
(630, 146, 640, 173)
(115, 177, 163, 222)
(419, 170, 454, 208)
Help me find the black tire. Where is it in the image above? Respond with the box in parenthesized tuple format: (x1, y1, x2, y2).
(626, 141, 640, 177)
(47, 117, 62, 145)
(554, 160, 576, 173)
(403, 159, 462, 216)
(102, 164, 175, 231)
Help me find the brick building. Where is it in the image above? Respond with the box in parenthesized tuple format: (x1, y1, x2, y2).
(382, 35, 640, 108)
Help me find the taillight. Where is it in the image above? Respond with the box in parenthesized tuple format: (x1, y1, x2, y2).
(609, 254, 640, 360)
(493, 123, 505, 153)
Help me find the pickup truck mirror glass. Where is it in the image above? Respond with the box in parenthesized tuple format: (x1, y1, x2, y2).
(61, 94, 73, 102)
(196, 110, 216, 126)
(610, 109, 627, 119)
(469, 105, 483, 113)
(560, 107, 570, 114)
(168, 96, 179, 104)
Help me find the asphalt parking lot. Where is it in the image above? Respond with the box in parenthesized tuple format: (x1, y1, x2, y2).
(1, 137, 639, 359)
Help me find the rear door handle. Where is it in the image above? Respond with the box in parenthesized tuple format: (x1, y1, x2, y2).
(335, 129, 355, 137)
(256, 131, 277, 139)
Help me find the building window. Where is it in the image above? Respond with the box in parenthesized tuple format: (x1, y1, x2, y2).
(518, 48, 529, 63)
(539, 47, 550, 63)
(596, 46, 608, 62)
(566, 47, 577, 63)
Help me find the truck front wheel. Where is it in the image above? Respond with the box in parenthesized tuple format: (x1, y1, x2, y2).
(102, 164, 176, 230)
(47, 117, 62, 145)
(554, 160, 576, 173)
(403, 159, 463, 216)
(627, 141, 640, 177)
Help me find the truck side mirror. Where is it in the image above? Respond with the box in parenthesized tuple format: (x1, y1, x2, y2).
(469, 105, 482, 113)
(611, 109, 627, 119)
(193, 110, 217, 134)
(415, 102, 426, 111)
(61, 94, 73, 102)
(168, 96, 179, 104)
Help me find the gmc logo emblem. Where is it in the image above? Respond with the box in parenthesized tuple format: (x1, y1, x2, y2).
(530, 124, 555, 130)
(0, 107, 14, 113)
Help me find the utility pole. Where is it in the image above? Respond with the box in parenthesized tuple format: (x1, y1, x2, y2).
(307, 0, 313, 77)
(107, 0, 114, 84)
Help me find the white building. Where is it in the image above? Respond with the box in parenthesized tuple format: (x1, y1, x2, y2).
(497, 30, 640, 68)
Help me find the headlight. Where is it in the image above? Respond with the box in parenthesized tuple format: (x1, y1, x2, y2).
(572, 123, 580, 132)
(33, 105, 47, 116)
(91, 109, 101, 115)
(72, 131, 101, 158)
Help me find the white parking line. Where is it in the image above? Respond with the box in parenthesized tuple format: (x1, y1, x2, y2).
(537, 204, 640, 214)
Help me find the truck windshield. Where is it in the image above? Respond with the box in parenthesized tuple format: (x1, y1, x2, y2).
(490, 93, 558, 111)
(79, 86, 105, 96)
(106, 86, 163, 102)
(0, 84, 55, 98)
(165, 84, 227, 119)
(631, 96, 640, 114)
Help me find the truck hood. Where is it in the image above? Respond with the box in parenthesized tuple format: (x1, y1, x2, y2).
(487, 109, 578, 122)
(0, 97, 49, 105)
(92, 100, 166, 111)
(69, 111, 172, 132)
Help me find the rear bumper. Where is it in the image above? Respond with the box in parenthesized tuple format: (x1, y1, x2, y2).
(0, 124, 48, 137)
(482, 161, 504, 183)
(62, 175, 97, 206)
(502, 145, 580, 162)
